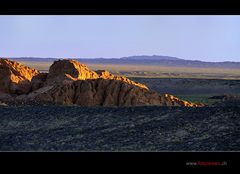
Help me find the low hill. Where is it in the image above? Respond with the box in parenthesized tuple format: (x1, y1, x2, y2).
(8, 55, 240, 69)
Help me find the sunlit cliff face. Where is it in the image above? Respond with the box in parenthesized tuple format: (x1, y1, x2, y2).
(46, 59, 149, 90)
(95, 70, 149, 90)
(0, 59, 39, 94)
(46, 59, 99, 83)
(0, 58, 204, 107)
(0, 59, 39, 81)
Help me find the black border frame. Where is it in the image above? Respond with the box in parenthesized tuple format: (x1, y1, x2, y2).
(0, 0, 240, 171)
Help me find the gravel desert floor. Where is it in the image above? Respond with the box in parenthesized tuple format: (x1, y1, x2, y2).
(0, 105, 239, 151)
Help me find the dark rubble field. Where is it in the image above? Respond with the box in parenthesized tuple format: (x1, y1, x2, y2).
(0, 105, 240, 151)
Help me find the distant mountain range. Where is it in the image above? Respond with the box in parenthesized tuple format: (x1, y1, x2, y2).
(121, 55, 182, 61)
(5, 55, 240, 69)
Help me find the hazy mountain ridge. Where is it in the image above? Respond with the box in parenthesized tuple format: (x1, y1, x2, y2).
(6, 55, 240, 69)
(121, 55, 181, 60)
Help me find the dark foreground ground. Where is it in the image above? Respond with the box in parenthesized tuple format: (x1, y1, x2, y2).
(0, 105, 239, 151)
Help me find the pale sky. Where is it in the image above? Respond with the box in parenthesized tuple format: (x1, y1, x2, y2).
(0, 15, 240, 62)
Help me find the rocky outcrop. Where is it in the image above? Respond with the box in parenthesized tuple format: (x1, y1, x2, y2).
(0, 59, 39, 94)
(95, 70, 148, 90)
(0, 58, 204, 107)
(162, 94, 204, 107)
(31, 73, 48, 91)
(45, 60, 148, 90)
(35, 78, 203, 107)
(46, 59, 99, 85)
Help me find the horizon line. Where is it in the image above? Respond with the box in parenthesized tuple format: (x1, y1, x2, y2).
(1, 55, 239, 63)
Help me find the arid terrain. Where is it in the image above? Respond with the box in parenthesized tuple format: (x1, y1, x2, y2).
(13, 59, 240, 80)
(1, 104, 240, 151)
(0, 58, 240, 151)
(130, 78, 240, 104)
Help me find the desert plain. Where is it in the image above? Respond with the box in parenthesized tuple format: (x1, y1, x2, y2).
(0, 58, 240, 151)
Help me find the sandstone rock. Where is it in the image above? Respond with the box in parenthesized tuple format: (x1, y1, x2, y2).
(95, 70, 115, 79)
(0, 59, 39, 94)
(95, 70, 149, 90)
(45, 59, 148, 90)
(46, 59, 99, 85)
(0, 58, 204, 107)
(31, 73, 48, 91)
(163, 94, 205, 107)
(35, 78, 203, 107)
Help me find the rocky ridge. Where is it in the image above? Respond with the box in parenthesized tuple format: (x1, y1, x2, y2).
(0, 58, 203, 107)
(0, 59, 39, 94)
(35, 79, 201, 107)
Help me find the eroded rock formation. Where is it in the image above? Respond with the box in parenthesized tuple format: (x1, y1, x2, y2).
(0, 59, 39, 94)
(95, 70, 148, 90)
(30, 72, 48, 91)
(45, 60, 148, 90)
(0, 58, 204, 107)
(35, 78, 203, 107)
(46, 59, 99, 85)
